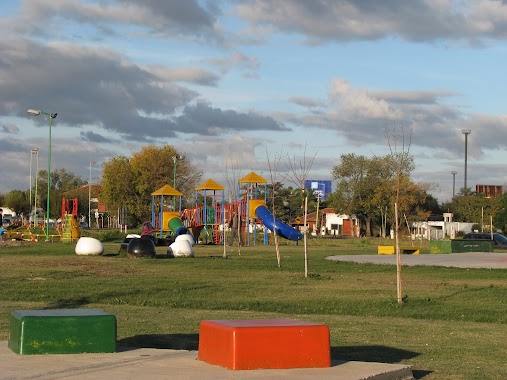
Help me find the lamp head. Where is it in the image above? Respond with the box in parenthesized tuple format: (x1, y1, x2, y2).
(27, 109, 41, 116)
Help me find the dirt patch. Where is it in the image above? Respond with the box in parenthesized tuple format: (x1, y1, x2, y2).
(0, 240, 35, 248)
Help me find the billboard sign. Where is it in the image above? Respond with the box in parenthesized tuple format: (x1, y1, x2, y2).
(304, 180, 332, 200)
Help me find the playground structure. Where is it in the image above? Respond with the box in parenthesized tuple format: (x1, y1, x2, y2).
(60, 198, 81, 242)
(150, 172, 303, 245)
(0, 198, 81, 243)
(149, 184, 190, 242)
(3, 172, 302, 245)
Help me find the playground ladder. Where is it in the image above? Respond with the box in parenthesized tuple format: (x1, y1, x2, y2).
(60, 214, 73, 242)
(213, 225, 221, 245)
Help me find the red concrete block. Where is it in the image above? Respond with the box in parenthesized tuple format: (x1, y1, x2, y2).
(198, 319, 331, 370)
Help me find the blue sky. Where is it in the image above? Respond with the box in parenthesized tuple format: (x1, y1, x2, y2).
(1, 0, 507, 202)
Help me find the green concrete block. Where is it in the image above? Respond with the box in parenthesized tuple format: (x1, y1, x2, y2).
(451, 239, 493, 253)
(430, 240, 452, 254)
(8, 309, 116, 355)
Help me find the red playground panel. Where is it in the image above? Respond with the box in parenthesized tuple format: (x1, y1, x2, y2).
(198, 319, 331, 370)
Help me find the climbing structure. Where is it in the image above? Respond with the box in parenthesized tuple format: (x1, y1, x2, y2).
(150, 172, 301, 245)
(178, 179, 228, 244)
(150, 184, 188, 239)
(237, 172, 269, 246)
(61, 198, 81, 242)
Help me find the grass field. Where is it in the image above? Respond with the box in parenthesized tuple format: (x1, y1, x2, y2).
(1, 237, 506, 379)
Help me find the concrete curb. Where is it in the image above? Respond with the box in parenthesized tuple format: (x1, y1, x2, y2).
(0, 342, 413, 380)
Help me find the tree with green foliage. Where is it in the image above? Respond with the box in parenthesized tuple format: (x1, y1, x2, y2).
(330, 152, 429, 237)
(330, 154, 389, 236)
(101, 156, 138, 224)
(101, 145, 202, 227)
(493, 194, 507, 233)
(4, 190, 30, 218)
(445, 189, 499, 229)
(20, 168, 88, 220)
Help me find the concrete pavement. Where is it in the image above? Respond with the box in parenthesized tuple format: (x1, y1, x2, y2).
(0, 342, 414, 380)
(326, 251, 507, 269)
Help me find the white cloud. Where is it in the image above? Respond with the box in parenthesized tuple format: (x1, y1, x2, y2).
(234, 0, 507, 44)
(1, 123, 19, 134)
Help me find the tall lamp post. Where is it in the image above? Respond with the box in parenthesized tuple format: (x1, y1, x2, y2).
(29, 149, 33, 221)
(27, 109, 57, 241)
(451, 171, 457, 198)
(172, 155, 183, 210)
(89, 161, 96, 229)
(462, 130, 471, 191)
(172, 155, 183, 188)
(31, 148, 39, 225)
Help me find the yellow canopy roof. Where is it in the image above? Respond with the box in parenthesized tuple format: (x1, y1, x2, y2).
(195, 179, 225, 191)
(151, 184, 182, 196)
(238, 171, 268, 184)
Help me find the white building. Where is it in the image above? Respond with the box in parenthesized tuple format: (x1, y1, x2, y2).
(412, 213, 475, 240)
(322, 211, 359, 237)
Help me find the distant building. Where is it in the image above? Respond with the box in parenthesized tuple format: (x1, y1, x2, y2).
(304, 207, 359, 237)
(476, 184, 503, 198)
(0, 207, 16, 217)
(412, 213, 475, 240)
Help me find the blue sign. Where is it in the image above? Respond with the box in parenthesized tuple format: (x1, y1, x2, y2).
(304, 180, 332, 200)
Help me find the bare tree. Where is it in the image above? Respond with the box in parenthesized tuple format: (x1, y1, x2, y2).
(222, 158, 243, 204)
(222, 158, 244, 256)
(385, 121, 414, 304)
(285, 144, 317, 278)
(265, 148, 284, 267)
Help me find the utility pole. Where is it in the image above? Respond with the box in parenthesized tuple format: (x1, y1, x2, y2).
(451, 171, 457, 198)
(462, 130, 471, 191)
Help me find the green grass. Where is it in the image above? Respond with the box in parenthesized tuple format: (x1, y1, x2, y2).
(1, 238, 506, 379)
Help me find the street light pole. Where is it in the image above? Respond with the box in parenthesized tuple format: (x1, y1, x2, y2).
(172, 156, 177, 188)
(462, 130, 471, 191)
(172, 155, 181, 211)
(89, 161, 96, 228)
(27, 109, 57, 241)
(33, 148, 39, 226)
(29, 149, 33, 222)
(451, 171, 457, 198)
(30, 148, 38, 225)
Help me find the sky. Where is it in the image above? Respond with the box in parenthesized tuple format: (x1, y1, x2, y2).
(1, 0, 507, 203)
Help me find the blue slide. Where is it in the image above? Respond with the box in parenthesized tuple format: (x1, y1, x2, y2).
(255, 205, 303, 241)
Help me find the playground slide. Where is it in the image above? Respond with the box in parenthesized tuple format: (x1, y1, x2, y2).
(255, 205, 303, 241)
(167, 216, 190, 237)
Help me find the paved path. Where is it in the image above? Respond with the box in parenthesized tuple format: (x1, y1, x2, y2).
(0, 342, 414, 380)
(326, 252, 507, 269)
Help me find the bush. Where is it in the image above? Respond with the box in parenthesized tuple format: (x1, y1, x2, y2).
(82, 229, 129, 242)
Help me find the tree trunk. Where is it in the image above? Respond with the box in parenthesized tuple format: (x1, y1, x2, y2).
(304, 196, 308, 278)
(395, 202, 403, 303)
(365, 215, 372, 237)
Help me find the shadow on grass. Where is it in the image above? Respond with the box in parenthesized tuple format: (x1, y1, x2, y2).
(43, 297, 92, 309)
(332, 345, 431, 379)
(331, 344, 419, 363)
(118, 334, 199, 351)
(117, 337, 432, 378)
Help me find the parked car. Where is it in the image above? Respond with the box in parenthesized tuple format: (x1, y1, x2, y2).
(463, 232, 507, 248)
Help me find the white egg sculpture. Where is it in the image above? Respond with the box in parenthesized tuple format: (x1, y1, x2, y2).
(75, 237, 104, 256)
(167, 239, 194, 258)
(175, 234, 194, 246)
